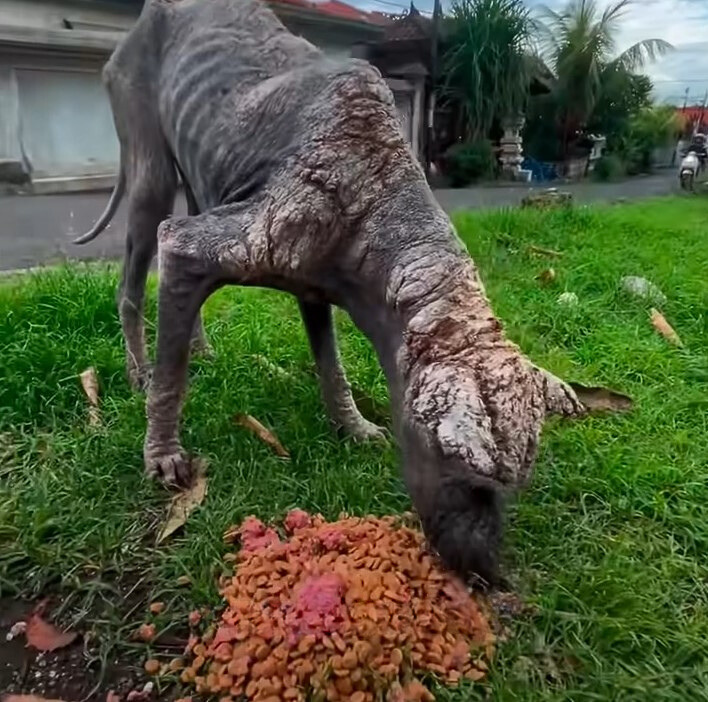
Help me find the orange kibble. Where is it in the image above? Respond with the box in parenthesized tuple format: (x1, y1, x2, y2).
(137, 623, 156, 642)
(182, 514, 493, 699)
(245, 679, 259, 698)
(149, 601, 165, 615)
(169, 657, 185, 672)
(341, 650, 358, 670)
(218, 672, 234, 690)
(214, 642, 233, 662)
(335, 677, 353, 695)
(206, 671, 219, 692)
(144, 658, 160, 675)
(297, 633, 315, 653)
(227, 656, 250, 677)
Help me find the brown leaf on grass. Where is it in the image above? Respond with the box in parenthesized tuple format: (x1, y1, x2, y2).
(527, 244, 563, 258)
(79, 367, 101, 427)
(650, 308, 683, 347)
(233, 414, 290, 458)
(25, 611, 78, 652)
(568, 384, 633, 413)
(537, 268, 556, 285)
(157, 462, 208, 544)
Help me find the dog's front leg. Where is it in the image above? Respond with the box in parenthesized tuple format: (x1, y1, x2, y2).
(144, 208, 250, 486)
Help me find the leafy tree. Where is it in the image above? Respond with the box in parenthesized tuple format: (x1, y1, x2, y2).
(619, 105, 682, 173)
(441, 0, 535, 142)
(537, 0, 671, 159)
(586, 68, 653, 144)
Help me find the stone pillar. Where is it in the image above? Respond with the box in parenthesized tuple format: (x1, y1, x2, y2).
(587, 135, 606, 172)
(499, 115, 525, 179)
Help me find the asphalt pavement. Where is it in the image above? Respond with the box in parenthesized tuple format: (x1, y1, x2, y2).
(0, 172, 678, 272)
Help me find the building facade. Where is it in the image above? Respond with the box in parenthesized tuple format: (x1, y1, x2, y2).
(0, 0, 386, 192)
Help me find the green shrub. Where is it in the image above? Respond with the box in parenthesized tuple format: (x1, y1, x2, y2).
(444, 140, 496, 187)
(593, 154, 625, 181)
(618, 105, 681, 174)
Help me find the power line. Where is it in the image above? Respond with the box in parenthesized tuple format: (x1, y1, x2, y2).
(650, 79, 708, 84)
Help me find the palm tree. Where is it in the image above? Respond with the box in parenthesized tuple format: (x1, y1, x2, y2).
(442, 0, 535, 142)
(537, 0, 672, 159)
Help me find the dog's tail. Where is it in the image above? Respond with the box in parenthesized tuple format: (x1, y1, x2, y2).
(73, 164, 125, 245)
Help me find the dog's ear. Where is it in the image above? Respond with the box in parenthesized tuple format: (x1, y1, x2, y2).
(409, 364, 498, 471)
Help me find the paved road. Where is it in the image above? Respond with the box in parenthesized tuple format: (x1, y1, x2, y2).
(0, 172, 678, 271)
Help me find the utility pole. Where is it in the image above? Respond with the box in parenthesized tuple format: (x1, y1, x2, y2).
(425, 0, 442, 179)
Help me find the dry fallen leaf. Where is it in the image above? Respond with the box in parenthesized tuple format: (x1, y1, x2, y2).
(79, 367, 101, 427)
(528, 244, 563, 258)
(537, 268, 556, 285)
(569, 384, 633, 413)
(157, 463, 208, 544)
(650, 308, 683, 347)
(25, 611, 78, 652)
(233, 414, 290, 458)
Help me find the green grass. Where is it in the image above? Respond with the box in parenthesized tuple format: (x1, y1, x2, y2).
(1, 196, 708, 700)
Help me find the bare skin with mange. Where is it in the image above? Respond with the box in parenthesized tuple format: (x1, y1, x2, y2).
(78, 0, 585, 583)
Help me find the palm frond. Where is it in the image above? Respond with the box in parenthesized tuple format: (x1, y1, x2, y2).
(614, 39, 674, 72)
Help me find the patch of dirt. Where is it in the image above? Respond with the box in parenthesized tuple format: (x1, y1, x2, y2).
(0, 599, 140, 701)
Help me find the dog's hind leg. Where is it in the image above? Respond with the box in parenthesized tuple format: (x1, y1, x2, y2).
(118, 169, 176, 391)
(180, 169, 213, 357)
(105, 67, 177, 391)
(299, 300, 386, 441)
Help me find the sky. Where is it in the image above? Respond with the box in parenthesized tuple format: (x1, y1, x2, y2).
(349, 0, 708, 105)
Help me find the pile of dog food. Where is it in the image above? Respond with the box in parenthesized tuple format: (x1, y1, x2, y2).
(181, 511, 494, 700)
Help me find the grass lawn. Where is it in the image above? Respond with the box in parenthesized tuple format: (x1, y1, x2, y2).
(1, 196, 708, 700)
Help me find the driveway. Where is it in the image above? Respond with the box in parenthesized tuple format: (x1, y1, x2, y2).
(0, 172, 678, 272)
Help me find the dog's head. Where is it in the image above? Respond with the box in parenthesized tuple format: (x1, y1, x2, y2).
(398, 357, 547, 584)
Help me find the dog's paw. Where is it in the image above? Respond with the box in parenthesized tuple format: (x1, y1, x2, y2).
(346, 418, 389, 443)
(190, 338, 215, 359)
(128, 363, 153, 393)
(144, 448, 194, 487)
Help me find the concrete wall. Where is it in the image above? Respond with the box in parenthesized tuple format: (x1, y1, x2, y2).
(0, 0, 382, 191)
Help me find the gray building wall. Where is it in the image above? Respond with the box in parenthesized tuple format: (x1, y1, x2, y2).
(0, 0, 383, 192)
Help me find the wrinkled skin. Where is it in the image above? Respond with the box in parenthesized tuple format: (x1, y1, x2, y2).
(81, 0, 585, 583)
